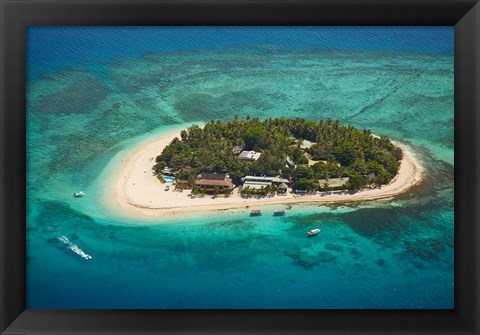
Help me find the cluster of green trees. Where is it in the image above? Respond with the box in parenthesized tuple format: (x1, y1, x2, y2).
(191, 185, 233, 197)
(154, 116, 402, 192)
(240, 185, 278, 196)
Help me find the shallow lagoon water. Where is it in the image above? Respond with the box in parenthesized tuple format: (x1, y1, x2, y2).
(26, 27, 453, 309)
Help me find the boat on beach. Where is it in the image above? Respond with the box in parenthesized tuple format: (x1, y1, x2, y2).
(250, 210, 262, 216)
(73, 191, 85, 197)
(274, 209, 286, 216)
(307, 228, 321, 237)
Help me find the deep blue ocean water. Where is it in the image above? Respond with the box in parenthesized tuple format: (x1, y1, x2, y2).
(27, 27, 453, 80)
(26, 27, 454, 309)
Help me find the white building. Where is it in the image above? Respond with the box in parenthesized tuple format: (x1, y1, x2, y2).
(238, 150, 262, 162)
(242, 175, 273, 189)
(300, 139, 315, 150)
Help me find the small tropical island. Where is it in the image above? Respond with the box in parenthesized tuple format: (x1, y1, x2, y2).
(102, 117, 423, 219)
(154, 117, 403, 195)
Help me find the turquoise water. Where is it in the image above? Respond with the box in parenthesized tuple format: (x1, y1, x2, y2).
(26, 27, 454, 309)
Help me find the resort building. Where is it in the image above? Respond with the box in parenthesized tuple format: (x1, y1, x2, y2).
(300, 139, 315, 150)
(241, 175, 290, 190)
(318, 177, 350, 190)
(242, 175, 273, 189)
(272, 176, 290, 185)
(195, 172, 234, 190)
(238, 150, 262, 162)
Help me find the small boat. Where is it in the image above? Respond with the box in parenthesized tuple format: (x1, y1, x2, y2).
(250, 210, 262, 216)
(73, 191, 85, 198)
(307, 228, 321, 237)
(274, 209, 286, 216)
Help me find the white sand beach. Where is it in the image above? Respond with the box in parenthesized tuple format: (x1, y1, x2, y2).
(101, 129, 425, 220)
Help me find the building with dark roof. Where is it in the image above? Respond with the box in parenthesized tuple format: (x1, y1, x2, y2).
(195, 173, 234, 190)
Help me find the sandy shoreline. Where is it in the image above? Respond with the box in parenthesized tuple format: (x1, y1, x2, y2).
(101, 129, 424, 220)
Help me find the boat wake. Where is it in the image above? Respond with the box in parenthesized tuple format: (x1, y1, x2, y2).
(57, 236, 93, 260)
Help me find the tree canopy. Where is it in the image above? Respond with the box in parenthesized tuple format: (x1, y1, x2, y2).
(154, 117, 402, 191)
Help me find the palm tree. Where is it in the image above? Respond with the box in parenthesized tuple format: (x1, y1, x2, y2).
(224, 187, 233, 197)
(323, 183, 330, 193)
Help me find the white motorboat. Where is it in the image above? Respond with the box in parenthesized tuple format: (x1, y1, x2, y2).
(307, 228, 321, 237)
(73, 191, 85, 197)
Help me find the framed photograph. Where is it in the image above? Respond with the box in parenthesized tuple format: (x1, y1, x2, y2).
(1, 0, 479, 334)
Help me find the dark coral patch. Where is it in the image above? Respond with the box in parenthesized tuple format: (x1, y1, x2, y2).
(284, 247, 337, 269)
(38, 76, 111, 115)
(350, 248, 361, 257)
(173, 90, 273, 122)
(316, 251, 338, 263)
(324, 244, 344, 252)
(403, 237, 447, 261)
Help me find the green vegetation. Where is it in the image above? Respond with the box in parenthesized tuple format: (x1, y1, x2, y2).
(154, 117, 402, 192)
(240, 184, 278, 196)
(191, 184, 233, 197)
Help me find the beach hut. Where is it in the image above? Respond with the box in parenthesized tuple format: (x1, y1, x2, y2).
(277, 183, 288, 194)
(272, 176, 290, 185)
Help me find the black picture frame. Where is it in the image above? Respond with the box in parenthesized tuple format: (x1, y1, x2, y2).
(1, 1, 479, 334)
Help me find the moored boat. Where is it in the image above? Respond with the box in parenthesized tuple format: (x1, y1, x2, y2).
(307, 228, 321, 237)
(73, 191, 85, 198)
(250, 210, 262, 216)
(274, 209, 286, 216)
